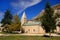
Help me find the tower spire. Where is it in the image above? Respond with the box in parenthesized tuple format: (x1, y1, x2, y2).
(21, 11, 27, 26)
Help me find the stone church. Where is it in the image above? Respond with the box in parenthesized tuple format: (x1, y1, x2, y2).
(21, 12, 45, 34)
(0, 4, 60, 34)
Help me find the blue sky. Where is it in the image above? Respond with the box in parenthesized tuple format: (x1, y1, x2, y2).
(0, 0, 60, 21)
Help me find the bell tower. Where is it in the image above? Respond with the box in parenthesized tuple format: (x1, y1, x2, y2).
(21, 11, 27, 26)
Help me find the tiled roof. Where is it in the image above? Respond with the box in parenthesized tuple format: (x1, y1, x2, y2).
(23, 21, 41, 26)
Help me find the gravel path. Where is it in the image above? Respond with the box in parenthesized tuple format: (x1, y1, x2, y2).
(0, 33, 60, 36)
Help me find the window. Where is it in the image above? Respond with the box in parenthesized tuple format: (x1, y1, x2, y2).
(33, 29, 35, 32)
(28, 29, 30, 31)
(0, 28, 1, 30)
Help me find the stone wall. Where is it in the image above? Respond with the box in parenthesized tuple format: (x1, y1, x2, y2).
(22, 25, 45, 34)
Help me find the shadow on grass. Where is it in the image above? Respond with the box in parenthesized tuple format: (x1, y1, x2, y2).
(42, 35, 53, 38)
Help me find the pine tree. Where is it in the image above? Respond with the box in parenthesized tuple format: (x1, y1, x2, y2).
(1, 10, 13, 26)
(41, 2, 56, 33)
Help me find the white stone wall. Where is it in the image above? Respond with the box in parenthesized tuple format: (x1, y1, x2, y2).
(56, 18, 60, 33)
(56, 26, 60, 33)
(22, 25, 45, 34)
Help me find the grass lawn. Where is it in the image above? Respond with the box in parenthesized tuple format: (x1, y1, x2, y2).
(0, 36, 60, 40)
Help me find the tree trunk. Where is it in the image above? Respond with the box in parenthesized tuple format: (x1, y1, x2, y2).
(49, 30, 52, 37)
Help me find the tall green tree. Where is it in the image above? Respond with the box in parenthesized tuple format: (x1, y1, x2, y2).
(1, 10, 13, 26)
(41, 2, 56, 33)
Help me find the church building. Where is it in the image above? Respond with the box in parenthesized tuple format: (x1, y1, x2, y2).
(21, 12, 45, 34)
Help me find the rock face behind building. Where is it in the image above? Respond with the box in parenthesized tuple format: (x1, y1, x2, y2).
(34, 4, 60, 20)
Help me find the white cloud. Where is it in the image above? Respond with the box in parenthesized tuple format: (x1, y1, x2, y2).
(11, 0, 41, 15)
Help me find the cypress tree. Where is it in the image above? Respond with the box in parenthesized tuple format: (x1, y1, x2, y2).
(41, 2, 56, 33)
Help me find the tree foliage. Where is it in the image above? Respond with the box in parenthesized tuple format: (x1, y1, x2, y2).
(41, 2, 56, 32)
(1, 10, 13, 26)
(1, 10, 23, 33)
(5, 14, 22, 32)
(7, 14, 22, 33)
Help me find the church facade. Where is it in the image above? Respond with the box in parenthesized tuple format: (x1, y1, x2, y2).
(21, 12, 45, 34)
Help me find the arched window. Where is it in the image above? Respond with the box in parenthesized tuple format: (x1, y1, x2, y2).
(33, 29, 35, 32)
(28, 29, 30, 31)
